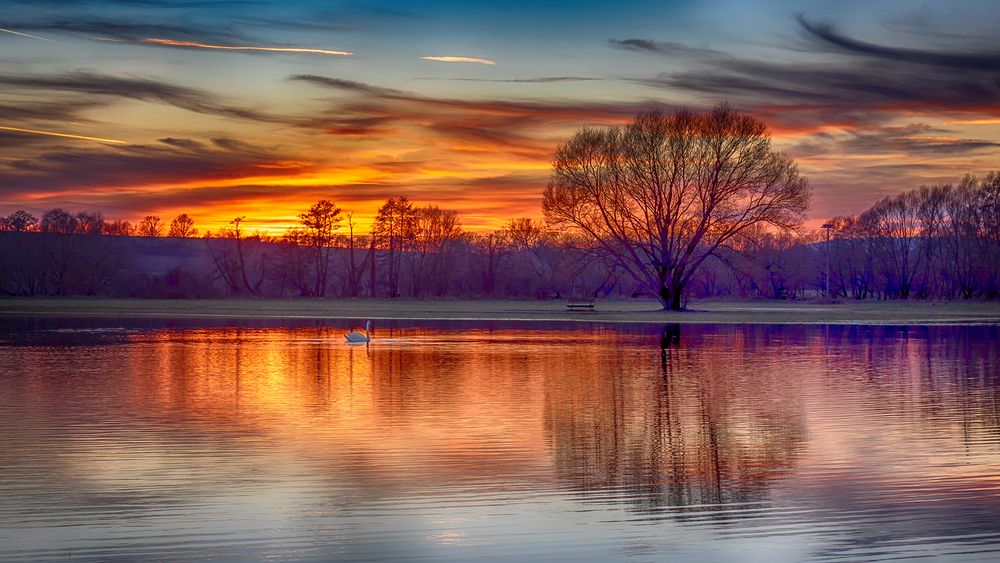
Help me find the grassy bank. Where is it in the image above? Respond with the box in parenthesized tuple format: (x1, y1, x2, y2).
(2, 297, 1000, 325)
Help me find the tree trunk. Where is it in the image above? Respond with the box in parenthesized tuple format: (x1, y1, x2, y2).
(657, 277, 685, 311)
(669, 286, 683, 310)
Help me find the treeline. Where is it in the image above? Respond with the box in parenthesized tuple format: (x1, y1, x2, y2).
(1, 173, 998, 301)
(0, 208, 198, 238)
(0, 198, 621, 299)
(691, 172, 1000, 301)
(198, 198, 623, 299)
(822, 172, 1000, 300)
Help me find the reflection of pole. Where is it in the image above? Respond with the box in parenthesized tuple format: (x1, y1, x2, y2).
(822, 223, 834, 298)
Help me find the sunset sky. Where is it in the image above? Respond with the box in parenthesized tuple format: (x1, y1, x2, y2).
(2, 0, 999, 233)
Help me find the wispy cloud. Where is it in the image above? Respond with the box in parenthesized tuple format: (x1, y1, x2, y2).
(609, 38, 720, 58)
(0, 27, 62, 43)
(421, 56, 496, 65)
(0, 125, 126, 145)
(291, 74, 639, 156)
(1, 18, 248, 44)
(0, 137, 311, 201)
(624, 15, 1000, 129)
(0, 72, 285, 123)
(141, 38, 353, 56)
(416, 76, 599, 83)
(289, 75, 403, 96)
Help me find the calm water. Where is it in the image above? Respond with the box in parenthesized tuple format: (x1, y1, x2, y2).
(1, 318, 999, 562)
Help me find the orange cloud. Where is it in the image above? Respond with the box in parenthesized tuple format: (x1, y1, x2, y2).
(142, 38, 353, 56)
(421, 56, 495, 65)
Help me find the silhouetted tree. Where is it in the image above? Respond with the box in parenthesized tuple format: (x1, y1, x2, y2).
(0, 210, 38, 232)
(168, 214, 198, 238)
(544, 105, 810, 310)
(40, 208, 78, 234)
(860, 193, 923, 299)
(298, 199, 342, 297)
(339, 212, 373, 298)
(138, 215, 163, 237)
(474, 229, 512, 297)
(405, 205, 462, 296)
(103, 220, 135, 236)
(371, 197, 416, 298)
(279, 227, 313, 296)
(75, 211, 105, 235)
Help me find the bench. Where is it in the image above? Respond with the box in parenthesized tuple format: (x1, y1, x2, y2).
(566, 298, 595, 310)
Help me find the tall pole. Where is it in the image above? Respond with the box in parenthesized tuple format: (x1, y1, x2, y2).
(822, 223, 834, 298)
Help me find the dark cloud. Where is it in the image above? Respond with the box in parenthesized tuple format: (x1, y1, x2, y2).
(1, 0, 389, 52)
(795, 15, 1000, 71)
(158, 137, 205, 151)
(0, 19, 247, 43)
(292, 74, 641, 153)
(789, 124, 1000, 159)
(0, 72, 283, 123)
(0, 130, 59, 149)
(625, 16, 1000, 128)
(298, 115, 395, 137)
(416, 76, 601, 84)
(289, 74, 404, 97)
(0, 99, 108, 122)
(609, 38, 722, 58)
(0, 137, 310, 197)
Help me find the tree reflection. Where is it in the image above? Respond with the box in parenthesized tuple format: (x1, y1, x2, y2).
(544, 324, 808, 519)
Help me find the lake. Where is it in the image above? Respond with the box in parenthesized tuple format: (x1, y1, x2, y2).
(1, 318, 999, 561)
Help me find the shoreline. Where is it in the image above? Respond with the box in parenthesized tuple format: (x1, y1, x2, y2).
(2, 297, 1000, 326)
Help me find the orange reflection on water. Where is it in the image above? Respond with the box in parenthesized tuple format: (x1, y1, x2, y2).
(1, 322, 999, 560)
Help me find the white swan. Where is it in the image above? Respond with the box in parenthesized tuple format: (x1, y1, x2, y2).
(345, 320, 371, 344)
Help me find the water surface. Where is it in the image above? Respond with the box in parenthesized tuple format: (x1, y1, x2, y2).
(1, 318, 999, 561)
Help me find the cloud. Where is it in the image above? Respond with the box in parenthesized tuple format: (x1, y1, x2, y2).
(0, 71, 284, 123)
(609, 38, 721, 58)
(0, 136, 311, 199)
(289, 74, 404, 96)
(140, 38, 352, 56)
(0, 19, 246, 43)
(291, 74, 642, 154)
(0, 99, 107, 122)
(610, 17, 1000, 220)
(158, 137, 205, 151)
(795, 15, 1000, 71)
(789, 123, 1000, 159)
(0, 27, 62, 43)
(0, 125, 127, 145)
(629, 16, 1000, 123)
(421, 56, 496, 65)
(416, 76, 600, 83)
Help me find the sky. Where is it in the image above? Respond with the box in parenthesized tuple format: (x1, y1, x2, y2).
(1, 0, 999, 233)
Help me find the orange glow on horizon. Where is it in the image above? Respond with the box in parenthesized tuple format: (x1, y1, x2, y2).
(951, 118, 1000, 125)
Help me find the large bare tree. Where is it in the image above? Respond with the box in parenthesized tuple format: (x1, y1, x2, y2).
(543, 105, 810, 310)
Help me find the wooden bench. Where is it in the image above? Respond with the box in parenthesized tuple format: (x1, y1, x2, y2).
(566, 298, 595, 310)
